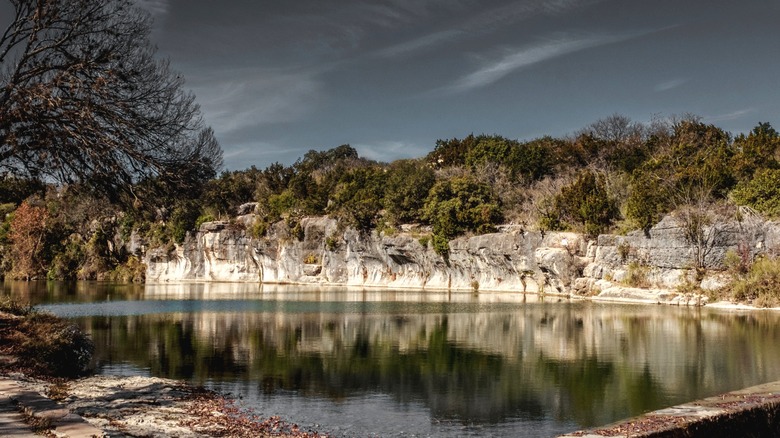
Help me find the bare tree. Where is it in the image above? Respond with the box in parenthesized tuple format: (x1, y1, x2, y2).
(0, 0, 222, 201)
(672, 181, 730, 275)
(585, 113, 645, 145)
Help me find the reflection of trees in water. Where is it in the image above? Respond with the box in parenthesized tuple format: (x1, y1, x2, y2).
(78, 305, 780, 427)
(2, 280, 145, 305)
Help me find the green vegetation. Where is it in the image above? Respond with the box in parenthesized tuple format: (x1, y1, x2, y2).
(0, 113, 779, 279)
(1, 5, 779, 281)
(731, 169, 780, 217)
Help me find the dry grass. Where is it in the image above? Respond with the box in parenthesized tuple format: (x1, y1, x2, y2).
(182, 386, 328, 437)
(731, 257, 780, 307)
(0, 298, 93, 378)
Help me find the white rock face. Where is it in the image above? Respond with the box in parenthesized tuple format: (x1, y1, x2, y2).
(145, 215, 780, 299)
(146, 216, 578, 292)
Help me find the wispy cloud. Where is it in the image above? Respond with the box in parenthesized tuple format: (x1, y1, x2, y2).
(654, 78, 688, 92)
(376, 30, 464, 57)
(221, 141, 308, 170)
(354, 140, 425, 162)
(375, 0, 604, 58)
(446, 33, 627, 94)
(134, 0, 170, 18)
(468, 0, 591, 30)
(706, 108, 755, 123)
(188, 68, 322, 135)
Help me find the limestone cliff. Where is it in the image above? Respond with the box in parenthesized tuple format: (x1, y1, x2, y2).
(145, 214, 780, 301)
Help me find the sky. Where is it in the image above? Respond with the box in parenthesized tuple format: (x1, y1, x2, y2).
(10, 1, 780, 170)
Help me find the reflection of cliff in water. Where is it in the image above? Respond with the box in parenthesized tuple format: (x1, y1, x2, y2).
(80, 304, 780, 427)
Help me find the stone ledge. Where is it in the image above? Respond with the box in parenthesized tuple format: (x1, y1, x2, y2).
(0, 377, 104, 438)
(559, 381, 780, 437)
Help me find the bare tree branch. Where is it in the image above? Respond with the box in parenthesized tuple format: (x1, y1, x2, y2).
(0, 0, 223, 202)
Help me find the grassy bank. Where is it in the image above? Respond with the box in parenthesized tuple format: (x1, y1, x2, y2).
(0, 297, 93, 378)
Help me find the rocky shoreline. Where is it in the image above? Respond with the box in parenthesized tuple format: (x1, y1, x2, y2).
(145, 214, 780, 307)
(2, 373, 327, 437)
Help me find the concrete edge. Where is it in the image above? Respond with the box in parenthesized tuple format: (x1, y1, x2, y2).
(559, 380, 780, 437)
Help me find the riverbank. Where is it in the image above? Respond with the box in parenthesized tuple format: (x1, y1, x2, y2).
(0, 373, 328, 437)
(0, 299, 328, 437)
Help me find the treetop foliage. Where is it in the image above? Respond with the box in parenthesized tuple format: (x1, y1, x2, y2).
(183, 116, 780, 247)
(2, 113, 780, 278)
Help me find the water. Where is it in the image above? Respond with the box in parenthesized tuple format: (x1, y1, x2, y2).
(5, 281, 780, 437)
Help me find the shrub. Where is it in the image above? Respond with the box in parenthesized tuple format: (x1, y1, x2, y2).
(431, 234, 450, 260)
(325, 235, 339, 251)
(617, 242, 631, 262)
(422, 176, 502, 239)
(730, 168, 780, 218)
(331, 166, 387, 231)
(553, 170, 619, 236)
(108, 255, 146, 283)
(383, 160, 435, 224)
(730, 257, 780, 306)
(623, 262, 650, 288)
(290, 221, 304, 241)
(168, 201, 202, 243)
(8, 201, 49, 280)
(0, 300, 94, 377)
(625, 171, 669, 233)
(47, 236, 85, 280)
(251, 219, 268, 238)
(723, 244, 752, 279)
(268, 190, 298, 217)
(195, 213, 216, 230)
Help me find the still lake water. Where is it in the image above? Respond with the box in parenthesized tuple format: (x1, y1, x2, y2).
(5, 281, 780, 437)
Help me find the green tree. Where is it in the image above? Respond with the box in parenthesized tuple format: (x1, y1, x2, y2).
(202, 167, 264, 218)
(625, 171, 668, 233)
(464, 135, 514, 168)
(289, 145, 370, 215)
(624, 120, 735, 231)
(506, 137, 558, 183)
(554, 171, 619, 236)
(731, 122, 780, 181)
(426, 135, 478, 169)
(667, 120, 735, 197)
(731, 168, 780, 218)
(331, 166, 387, 231)
(422, 176, 502, 239)
(383, 160, 435, 224)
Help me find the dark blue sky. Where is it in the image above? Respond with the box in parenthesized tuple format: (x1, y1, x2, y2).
(20, 1, 780, 169)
